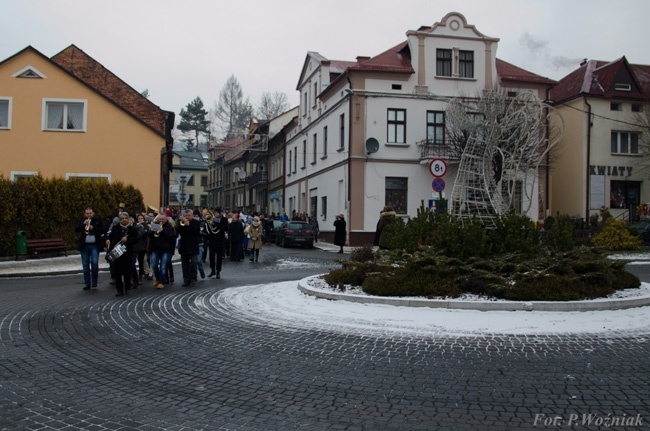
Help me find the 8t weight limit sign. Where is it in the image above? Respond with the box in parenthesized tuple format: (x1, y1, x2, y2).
(429, 159, 447, 177)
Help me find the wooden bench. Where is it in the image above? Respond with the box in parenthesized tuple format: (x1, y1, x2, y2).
(26, 238, 68, 257)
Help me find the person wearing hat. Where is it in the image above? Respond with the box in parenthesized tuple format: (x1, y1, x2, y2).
(376, 205, 397, 250)
(206, 207, 228, 278)
(177, 208, 201, 287)
(246, 216, 263, 262)
(333, 213, 346, 253)
(75, 207, 106, 290)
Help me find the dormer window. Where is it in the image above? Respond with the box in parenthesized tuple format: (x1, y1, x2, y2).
(12, 65, 46, 79)
(614, 83, 631, 92)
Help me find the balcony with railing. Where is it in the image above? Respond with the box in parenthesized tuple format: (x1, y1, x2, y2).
(416, 139, 462, 163)
(247, 171, 268, 187)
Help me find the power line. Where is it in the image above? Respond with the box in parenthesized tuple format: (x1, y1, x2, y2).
(555, 101, 650, 130)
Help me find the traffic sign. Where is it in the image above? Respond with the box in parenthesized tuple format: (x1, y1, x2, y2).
(176, 191, 189, 203)
(176, 172, 193, 185)
(432, 178, 446, 192)
(429, 158, 447, 177)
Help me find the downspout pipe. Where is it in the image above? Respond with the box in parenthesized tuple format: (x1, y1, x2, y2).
(585, 97, 592, 223)
(346, 76, 354, 246)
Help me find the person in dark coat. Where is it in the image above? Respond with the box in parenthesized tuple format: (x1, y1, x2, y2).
(75, 207, 106, 290)
(105, 212, 138, 297)
(148, 213, 177, 289)
(229, 215, 245, 261)
(177, 209, 201, 287)
(206, 208, 228, 278)
(333, 213, 347, 253)
(376, 205, 397, 249)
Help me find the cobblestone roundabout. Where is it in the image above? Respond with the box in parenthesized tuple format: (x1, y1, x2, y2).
(1, 257, 649, 430)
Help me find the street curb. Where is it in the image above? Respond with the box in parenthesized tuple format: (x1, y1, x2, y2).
(297, 276, 650, 312)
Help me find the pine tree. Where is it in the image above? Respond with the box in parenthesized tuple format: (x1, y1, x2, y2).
(177, 97, 209, 150)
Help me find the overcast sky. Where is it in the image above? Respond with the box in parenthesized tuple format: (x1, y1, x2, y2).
(3, 0, 650, 118)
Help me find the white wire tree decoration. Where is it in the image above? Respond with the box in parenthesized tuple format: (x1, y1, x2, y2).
(447, 91, 564, 227)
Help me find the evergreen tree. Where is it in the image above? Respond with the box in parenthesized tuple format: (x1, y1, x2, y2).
(177, 97, 209, 150)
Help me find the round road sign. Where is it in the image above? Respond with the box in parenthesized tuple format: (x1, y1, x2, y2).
(429, 158, 447, 177)
(432, 177, 446, 192)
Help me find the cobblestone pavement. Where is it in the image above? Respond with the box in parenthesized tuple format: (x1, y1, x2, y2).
(1, 251, 649, 430)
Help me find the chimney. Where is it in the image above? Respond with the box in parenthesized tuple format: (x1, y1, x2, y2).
(356, 56, 370, 63)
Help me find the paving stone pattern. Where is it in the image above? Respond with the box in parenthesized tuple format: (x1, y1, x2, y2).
(1, 255, 649, 430)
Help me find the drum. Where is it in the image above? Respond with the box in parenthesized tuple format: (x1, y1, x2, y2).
(106, 243, 127, 263)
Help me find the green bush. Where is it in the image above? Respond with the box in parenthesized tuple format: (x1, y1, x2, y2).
(322, 246, 640, 301)
(350, 244, 375, 262)
(542, 213, 575, 251)
(592, 218, 641, 251)
(0, 174, 145, 257)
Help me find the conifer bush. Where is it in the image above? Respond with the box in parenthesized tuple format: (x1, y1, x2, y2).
(325, 213, 641, 301)
(592, 218, 641, 251)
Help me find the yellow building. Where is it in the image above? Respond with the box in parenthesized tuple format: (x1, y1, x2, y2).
(0, 45, 174, 208)
(549, 57, 649, 222)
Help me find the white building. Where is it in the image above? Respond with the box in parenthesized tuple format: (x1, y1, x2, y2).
(285, 12, 555, 245)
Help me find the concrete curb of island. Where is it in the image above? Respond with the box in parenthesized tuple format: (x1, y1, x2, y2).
(297, 276, 650, 312)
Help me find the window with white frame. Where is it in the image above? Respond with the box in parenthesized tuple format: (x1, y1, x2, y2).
(293, 148, 297, 173)
(302, 140, 307, 168)
(321, 196, 327, 219)
(385, 177, 408, 214)
(288, 150, 292, 175)
(11, 171, 38, 181)
(66, 173, 110, 182)
(387, 109, 406, 144)
(436, 49, 452, 76)
(339, 113, 345, 150)
(303, 92, 308, 116)
(323, 126, 328, 158)
(611, 131, 639, 155)
(0, 98, 12, 129)
(312, 134, 317, 164)
(43, 99, 87, 131)
(426, 111, 445, 144)
(458, 50, 474, 78)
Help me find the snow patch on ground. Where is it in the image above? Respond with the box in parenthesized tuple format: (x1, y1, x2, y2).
(215, 278, 650, 337)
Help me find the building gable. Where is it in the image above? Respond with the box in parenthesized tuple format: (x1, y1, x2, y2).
(50, 45, 171, 138)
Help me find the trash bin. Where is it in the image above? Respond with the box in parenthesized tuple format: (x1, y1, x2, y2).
(15, 230, 27, 260)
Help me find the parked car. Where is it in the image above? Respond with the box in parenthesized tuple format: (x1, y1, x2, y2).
(275, 221, 314, 248)
(267, 219, 284, 244)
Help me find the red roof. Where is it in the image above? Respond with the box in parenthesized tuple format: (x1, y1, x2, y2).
(347, 41, 414, 74)
(320, 41, 554, 97)
(51, 45, 171, 138)
(549, 56, 650, 103)
(496, 58, 556, 86)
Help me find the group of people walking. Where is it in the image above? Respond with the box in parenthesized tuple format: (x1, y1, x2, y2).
(76, 205, 233, 297)
(76, 204, 371, 297)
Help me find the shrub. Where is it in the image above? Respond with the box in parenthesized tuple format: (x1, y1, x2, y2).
(0, 174, 145, 257)
(592, 218, 641, 250)
(542, 213, 575, 251)
(350, 244, 375, 262)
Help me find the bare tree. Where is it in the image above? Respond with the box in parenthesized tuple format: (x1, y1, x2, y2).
(212, 75, 253, 140)
(257, 91, 289, 120)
